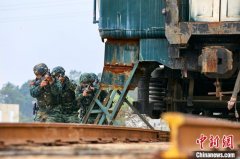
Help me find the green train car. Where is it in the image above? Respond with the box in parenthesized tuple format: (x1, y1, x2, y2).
(93, 0, 240, 120)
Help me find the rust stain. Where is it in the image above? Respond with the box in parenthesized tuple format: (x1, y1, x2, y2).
(107, 39, 139, 45)
(103, 65, 133, 74)
(200, 47, 233, 74)
(100, 83, 137, 91)
(178, 21, 240, 44)
(100, 83, 124, 90)
(207, 22, 221, 28)
(104, 61, 134, 67)
(105, 39, 138, 66)
(201, 47, 217, 73)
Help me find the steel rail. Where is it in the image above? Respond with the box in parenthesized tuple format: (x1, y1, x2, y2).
(0, 123, 168, 147)
(158, 112, 240, 159)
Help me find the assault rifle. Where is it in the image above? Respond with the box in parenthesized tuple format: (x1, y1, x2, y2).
(34, 71, 52, 86)
(84, 83, 94, 93)
(33, 102, 39, 115)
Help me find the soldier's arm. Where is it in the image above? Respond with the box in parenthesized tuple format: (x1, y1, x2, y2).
(65, 77, 77, 91)
(29, 81, 43, 98)
(92, 85, 99, 93)
(69, 80, 77, 91)
(50, 78, 62, 95)
(75, 86, 84, 101)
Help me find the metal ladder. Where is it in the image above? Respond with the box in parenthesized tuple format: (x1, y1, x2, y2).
(82, 63, 154, 129)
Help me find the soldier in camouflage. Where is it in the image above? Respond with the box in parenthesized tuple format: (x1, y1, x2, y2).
(30, 63, 62, 122)
(90, 73, 108, 106)
(51, 66, 79, 123)
(75, 73, 97, 122)
(89, 73, 99, 87)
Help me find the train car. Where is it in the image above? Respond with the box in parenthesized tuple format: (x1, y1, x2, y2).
(93, 0, 240, 120)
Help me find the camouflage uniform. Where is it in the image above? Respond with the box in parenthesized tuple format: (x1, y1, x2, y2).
(30, 63, 62, 123)
(75, 73, 96, 122)
(89, 73, 99, 86)
(52, 66, 79, 123)
(75, 73, 108, 123)
(90, 73, 107, 105)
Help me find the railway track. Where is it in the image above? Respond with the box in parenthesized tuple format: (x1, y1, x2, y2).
(0, 123, 168, 147)
(0, 113, 239, 159)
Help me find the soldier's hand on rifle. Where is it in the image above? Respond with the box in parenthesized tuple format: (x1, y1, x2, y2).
(90, 86, 95, 91)
(59, 75, 65, 83)
(83, 90, 88, 96)
(40, 80, 48, 87)
(45, 74, 54, 84)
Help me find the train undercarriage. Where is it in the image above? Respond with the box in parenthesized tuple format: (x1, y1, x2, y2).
(135, 65, 240, 120)
(135, 36, 240, 120)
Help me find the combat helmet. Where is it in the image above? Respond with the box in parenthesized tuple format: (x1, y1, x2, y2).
(89, 73, 99, 83)
(79, 73, 92, 84)
(33, 63, 48, 76)
(51, 66, 65, 77)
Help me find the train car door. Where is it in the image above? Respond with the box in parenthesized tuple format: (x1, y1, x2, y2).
(221, 0, 240, 21)
(189, 0, 220, 22)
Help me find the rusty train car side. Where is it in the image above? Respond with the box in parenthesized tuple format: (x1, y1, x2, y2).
(93, 0, 240, 119)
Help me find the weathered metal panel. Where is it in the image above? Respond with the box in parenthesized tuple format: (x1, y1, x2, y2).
(104, 40, 139, 66)
(221, 0, 240, 21)
(139, 39, 199, 71)
(199, 48, 218, 73)
(189, 0, 220, 22)
(180, 0, 190, 21)
(101, 40, 139, 89)
(166, 21, 240, 45)
(198, 47, 233, 74)
(101, 67, 131, 89)
(139, 39, 169, 64)
(99, 0, 165, 39)
(100, 66, 140, 90)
